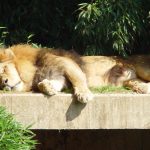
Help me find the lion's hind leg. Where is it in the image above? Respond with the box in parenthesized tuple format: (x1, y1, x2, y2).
(124, 79, 150, 94)
(38, 79, 65, 96)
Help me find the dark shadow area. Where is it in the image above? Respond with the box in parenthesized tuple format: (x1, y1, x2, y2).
(66, 97, 86, 121)
(33, 129, 150, 150)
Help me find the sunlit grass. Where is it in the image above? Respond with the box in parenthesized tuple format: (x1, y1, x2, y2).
(0, 106, 37, 150)
(63, 86, 131, 94)
(90, 86, 131, 94)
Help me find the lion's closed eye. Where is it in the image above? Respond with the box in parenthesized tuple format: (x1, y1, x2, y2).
(0, 67, 4, 74)
(0, 65, 8, 74)
(3, 66, 8, 72)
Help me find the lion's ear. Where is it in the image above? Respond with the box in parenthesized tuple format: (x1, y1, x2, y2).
(0, 48, 15, 62)
(4, 48, 15, 59)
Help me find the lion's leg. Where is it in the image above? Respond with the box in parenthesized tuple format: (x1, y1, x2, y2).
(59, 58, 93, 103)
(66, 64, 93, 103)
(124, 78, 150, 94)
(37, 57, 93, 103)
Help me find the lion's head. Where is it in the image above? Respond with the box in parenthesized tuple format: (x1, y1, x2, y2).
(0, 48, 24, 91)
(0, 61, 25, 91)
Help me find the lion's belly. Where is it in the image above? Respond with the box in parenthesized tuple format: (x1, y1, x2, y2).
(86, 76, 106, 87)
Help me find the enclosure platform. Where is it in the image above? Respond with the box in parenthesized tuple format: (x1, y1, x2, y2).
(0, 93, 150, 129)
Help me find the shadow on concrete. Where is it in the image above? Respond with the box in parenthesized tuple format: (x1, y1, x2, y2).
(65, 96, 86, 121)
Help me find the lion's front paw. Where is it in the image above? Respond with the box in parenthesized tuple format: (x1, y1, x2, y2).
(74, 88, 94, 103)
(38, 79, 57, 96)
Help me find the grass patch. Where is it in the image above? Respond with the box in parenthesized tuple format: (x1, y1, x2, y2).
(63, 86, 131, 94)
(90, 86, 131, 94)
(0, 106, 37, 150)
(62, 88, 73, 93)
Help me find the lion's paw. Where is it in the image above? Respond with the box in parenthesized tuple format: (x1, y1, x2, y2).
(137, 83, 150, 94)
(38, 79, 57, 96)
(74, 88, 94, 103)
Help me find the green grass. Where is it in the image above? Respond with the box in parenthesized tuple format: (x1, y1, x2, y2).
(90, 86, 131, 94)
(0, 106, 37, 150)
(63, 86, 131, 94)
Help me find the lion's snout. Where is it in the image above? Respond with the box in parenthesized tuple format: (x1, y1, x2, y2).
(0, 76, 8, 86)
(0, 76, 11, 91)
(2, 78, 8, 85)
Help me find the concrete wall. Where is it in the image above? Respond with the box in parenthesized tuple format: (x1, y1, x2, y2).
(0, 93, 150, 129)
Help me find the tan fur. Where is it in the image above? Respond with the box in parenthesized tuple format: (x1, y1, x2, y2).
(0, 45, 39, 91)
(0, 44, 150, 103)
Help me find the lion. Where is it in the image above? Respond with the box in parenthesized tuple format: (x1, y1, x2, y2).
(0, 44, 150, 103)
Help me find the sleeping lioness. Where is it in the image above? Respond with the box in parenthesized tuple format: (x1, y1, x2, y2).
(0, 44, 150, 103)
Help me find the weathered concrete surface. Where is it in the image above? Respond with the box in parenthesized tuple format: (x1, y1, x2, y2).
(0, 93, 150, 129)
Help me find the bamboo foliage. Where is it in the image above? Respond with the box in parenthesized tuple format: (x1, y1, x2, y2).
(75, 0, 150, 55)
(0, 0, 150, 55)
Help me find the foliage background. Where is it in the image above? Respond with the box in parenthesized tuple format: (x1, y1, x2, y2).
(0, 0, 150, 56)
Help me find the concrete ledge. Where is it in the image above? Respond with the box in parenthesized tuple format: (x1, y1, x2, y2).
(0, 93, 150, 129)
